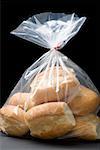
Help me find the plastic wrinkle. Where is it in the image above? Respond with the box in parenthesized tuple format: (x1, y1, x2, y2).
(1, 12, 99, 140)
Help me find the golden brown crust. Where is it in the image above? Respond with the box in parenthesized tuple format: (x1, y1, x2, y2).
(68, 86, 100, 116)
(25, 102, 68, 120)
(68, 114, 100, 140)
(8, 67, 80, 109)
(30, 66, 80, 105)
(8, 93, 35, 110)
(29, 115, 74, 139)
(0, 105, 29, 137)
(75, 114, 100, 123)
(25, 102, 76, 139)
(0, 105, 25, 122)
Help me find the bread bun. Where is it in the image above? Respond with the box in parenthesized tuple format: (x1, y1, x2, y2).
(68, 86, 100, 116)
(8, 93, 34, 110)
(25, 102, 76, 139)
(0, 105, 29, 137)
(30, 66, 80, 106)
(68, 114, 100, 140)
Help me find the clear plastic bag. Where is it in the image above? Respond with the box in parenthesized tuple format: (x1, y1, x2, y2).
(0, 12, 100, 140)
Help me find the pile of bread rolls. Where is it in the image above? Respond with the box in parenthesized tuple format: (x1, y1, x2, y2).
(0, 67, 100, 140)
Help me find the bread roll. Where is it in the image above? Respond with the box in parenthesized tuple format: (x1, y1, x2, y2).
(68, 114, 100, 140)
(30, 66, 80, 105)
(8, 93, 34, 110)
(68, 86, 100, 116)
(25, 102, 76, 139)
(0, 105, 29, 137)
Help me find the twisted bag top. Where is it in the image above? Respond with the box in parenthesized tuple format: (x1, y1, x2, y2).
(11, 12, 86, 50)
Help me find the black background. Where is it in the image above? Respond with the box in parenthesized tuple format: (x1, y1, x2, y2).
(0, 0, 100, 106)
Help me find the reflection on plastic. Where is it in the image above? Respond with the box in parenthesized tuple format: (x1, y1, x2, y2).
(0, 12, 100, 140)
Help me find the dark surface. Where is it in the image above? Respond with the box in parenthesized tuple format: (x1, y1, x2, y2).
(0, 132, 100, 150)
